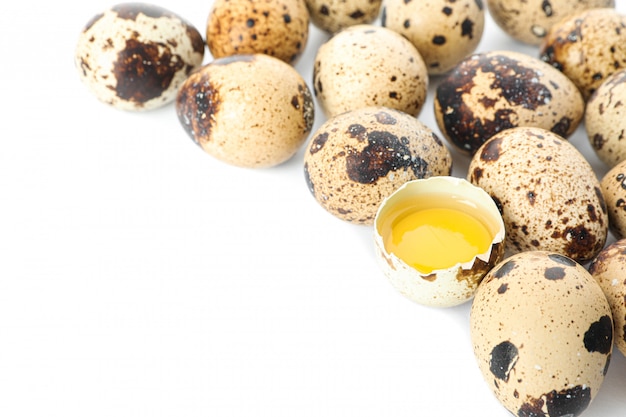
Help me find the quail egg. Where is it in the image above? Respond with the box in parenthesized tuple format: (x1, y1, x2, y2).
(313, 24, 428, 118)
(434, 50, 584, 155)
(468, 127, 608, 263)
(304, 106, 451, 224)
(586, 69, 626, 168)
(205, 0, 309, 65)
(176, 54, 314, 168)
(589, 240, 626, 357)
(471, 250, 613, 417)
(487, 0, 615, 45)
(539, 7, 626, 99)
(75, 2, 205, 111)
(305, 0, 382, 33)
(382, 0, 485, 75)
(599, 159, 626, 240)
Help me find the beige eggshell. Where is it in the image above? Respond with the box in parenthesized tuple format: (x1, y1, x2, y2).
(471, 251, 613, 417)
(600, 159, 626, 239)
(75, 3, 205, 111)
(206, 0, 309, 65)
(540, 8, 626, 100)
(588, 239, 626, 357)
(467, 127, 608, 263)
(305, 0, 382, 33)
(382, 0, 485, 75)
(312, 24, 428, 118)
(586, 69, 626, 167)
(434, 50, 584, 155)
(487, 0, 615, 45)
(303, 106, 452, 225)
(175, 54, 315, 168)
(373, 176, 506, 307)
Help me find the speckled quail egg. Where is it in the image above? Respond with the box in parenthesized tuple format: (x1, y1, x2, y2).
(599, 159, 626, 239)
(487, 0, 615, 45)
(305, 0, 382, 33)
(540, 7, 626, 100)
(176, 54, 314, 168)
(589, 240, 626, 357)
(468, 127, 608, 263)
(75, 2, 205, 111)
(303, 106, 452, 225)
(586, 69, 626, 168)
(206, 0, 309, 65)
(313, 24, 428, 118)
(382, 0, 485, 75)
(434, 50, 584, 155)
(471, 250, 613, 417)
(373, 176, 505, 307)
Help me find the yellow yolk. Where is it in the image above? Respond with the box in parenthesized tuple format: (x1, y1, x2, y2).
(383, 206, 493, 274)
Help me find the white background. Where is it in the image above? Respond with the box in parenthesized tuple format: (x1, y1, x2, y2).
(1, 1, 626, 416)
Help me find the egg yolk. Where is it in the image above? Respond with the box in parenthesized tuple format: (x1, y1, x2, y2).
(383, 206, 493, 274)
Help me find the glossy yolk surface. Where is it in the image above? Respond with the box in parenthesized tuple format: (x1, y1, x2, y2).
(384, 207, 492, 274)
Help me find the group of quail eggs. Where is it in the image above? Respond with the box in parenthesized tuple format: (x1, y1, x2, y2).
(75, 1, 626, 415)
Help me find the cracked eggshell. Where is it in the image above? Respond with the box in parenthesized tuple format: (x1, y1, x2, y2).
(599, 159, 626, 239)
(434, 50, 584, 155)
(312, 24, 428, 118)
(586, 69, 626, 168)
(468, 127, 608, 263)
(75, 2, 205, 111)
(471, 250, 613, 417)
(303, 106, 452, 225)
(304, 0, 382, 33)
(373, 176, 506, 308)
(486, 0, 615, 45)
(175, 54, 315, 168)
(382, 0, 485, 75)
(206, 0, 309, 65)
(588, 240, 626, 357)
(539, 8, 626, 100)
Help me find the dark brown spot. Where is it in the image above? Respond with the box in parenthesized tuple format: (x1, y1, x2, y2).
(442, 6, 452, 15)
(345, 131, 427, 184)
(246, 18, 255, 27)
(349, 10, 365, 19)
(461, 18, 474, 39)
(436, 54, 552, 154)
(472, 167, 483, 181)
(310, 132, 329, 154)
(175, 72, 221, 145)
(541, 0, 553, 17)
(283, 14, 291, 23)
(493, 260, 516, 278)
(480, 136, 503, 161)
(347, 124, 367, 141)
(584, 315, 613, 354)
(403, 19, 410, 29)
(497, 283, 508, 294)
(114, 37, 184, 105)
(544, 266, 565, 280)
(593, 133, 606, 150)
(551, 117, 571, 137)
(564, 225, 597, 262)
(527, 191, 536, 205)
(432, 35, 446, 45)
(319, 5, 329, 15)
(489, 341, 518, 382)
